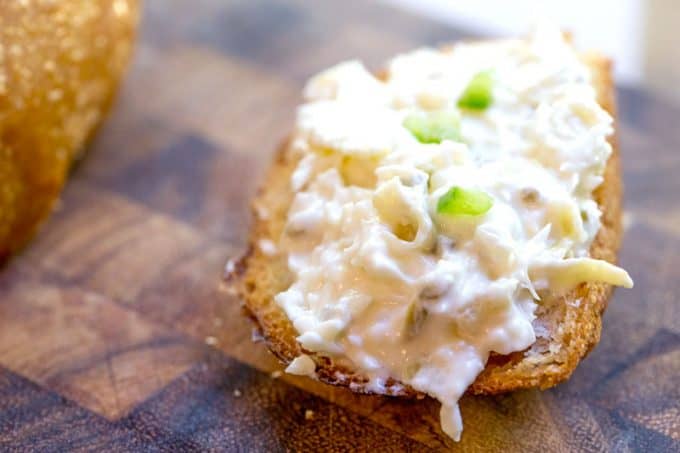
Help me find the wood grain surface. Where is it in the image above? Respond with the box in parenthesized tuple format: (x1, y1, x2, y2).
(1, 0, 679, 451)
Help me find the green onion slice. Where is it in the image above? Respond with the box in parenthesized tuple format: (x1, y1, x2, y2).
(457, 70, 494, 110)
(403, 110, 460, 144)
(437, 186, 493, 216)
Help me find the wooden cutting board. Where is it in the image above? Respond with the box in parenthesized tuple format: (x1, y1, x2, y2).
(1, 0, 678, 451)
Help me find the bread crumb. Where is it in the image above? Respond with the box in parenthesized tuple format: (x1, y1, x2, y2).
(270, 370, 282, 379)
(233, 389, 242, 397)
(204, 336, 218, 346)
(251, 328, 265, 343)
(225, 259, 236, 275)
(305, 409, 314, 420)
(213, 317, 223, 327)
(258, 239, 278, 256)
(622, 211, 635, 231)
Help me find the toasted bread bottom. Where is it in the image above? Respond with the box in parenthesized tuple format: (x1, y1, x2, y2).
(228, 53, 623, 396)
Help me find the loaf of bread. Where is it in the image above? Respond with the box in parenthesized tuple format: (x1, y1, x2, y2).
(0, 0, 139, 260)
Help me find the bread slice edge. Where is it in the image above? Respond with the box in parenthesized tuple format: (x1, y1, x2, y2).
(227, 51, 623, 397)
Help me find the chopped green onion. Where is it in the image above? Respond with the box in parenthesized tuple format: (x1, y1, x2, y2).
(403, 302, 428, 339)
(457, 71, 494, 110)
(437, 186, 493, 216)
(403, 110, 460, 144)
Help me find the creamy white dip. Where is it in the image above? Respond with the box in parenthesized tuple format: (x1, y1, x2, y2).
(275, 25, 632, 441)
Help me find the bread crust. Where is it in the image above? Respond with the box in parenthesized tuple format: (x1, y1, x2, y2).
(228, 52, 623, 396)
(0, 0, 139, 260)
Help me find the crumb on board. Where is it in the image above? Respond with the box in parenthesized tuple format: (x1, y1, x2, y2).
(225, 259, 236, 275)
(251, 328, 265, 343)
(204, 336, 218, 346)
(233, 389, 242, 397)
(270, 370, 282, 379)
(304, 409, 314, 420)
(622, 210, 635, 231)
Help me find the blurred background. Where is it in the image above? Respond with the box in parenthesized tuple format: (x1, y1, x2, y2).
(386, 0, 680, 102)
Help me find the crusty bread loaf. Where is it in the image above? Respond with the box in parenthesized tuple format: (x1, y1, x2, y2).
(0, 0, 139, 260)
(227, 50, 623, 396)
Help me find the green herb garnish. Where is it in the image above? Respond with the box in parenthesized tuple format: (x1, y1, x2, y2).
(403, 110, 460, 144)
(437, 186, 493, 216)
(403, 302, 428, 339)
(457, 71, 494, 110)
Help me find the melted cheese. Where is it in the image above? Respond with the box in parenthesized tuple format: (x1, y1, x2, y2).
(275, 25, 632, 441)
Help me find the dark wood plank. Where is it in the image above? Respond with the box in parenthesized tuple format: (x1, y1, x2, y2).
(0, 367, 151, 452)
(0, 359, 431, 452)
(0, 264, 205, 420)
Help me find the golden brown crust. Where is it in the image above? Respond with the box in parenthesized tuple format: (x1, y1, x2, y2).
(228, 51, 623, 396)
(0, 0, 139, 260)
(470, 53, 622, 393)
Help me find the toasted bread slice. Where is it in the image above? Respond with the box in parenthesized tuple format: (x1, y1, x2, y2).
(227, 50, 623, 396)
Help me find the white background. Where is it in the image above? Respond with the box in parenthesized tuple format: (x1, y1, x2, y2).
(384, 0, 645, 86)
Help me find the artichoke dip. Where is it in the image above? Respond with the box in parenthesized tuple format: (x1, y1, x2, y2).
(274, 26, 633, 441)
